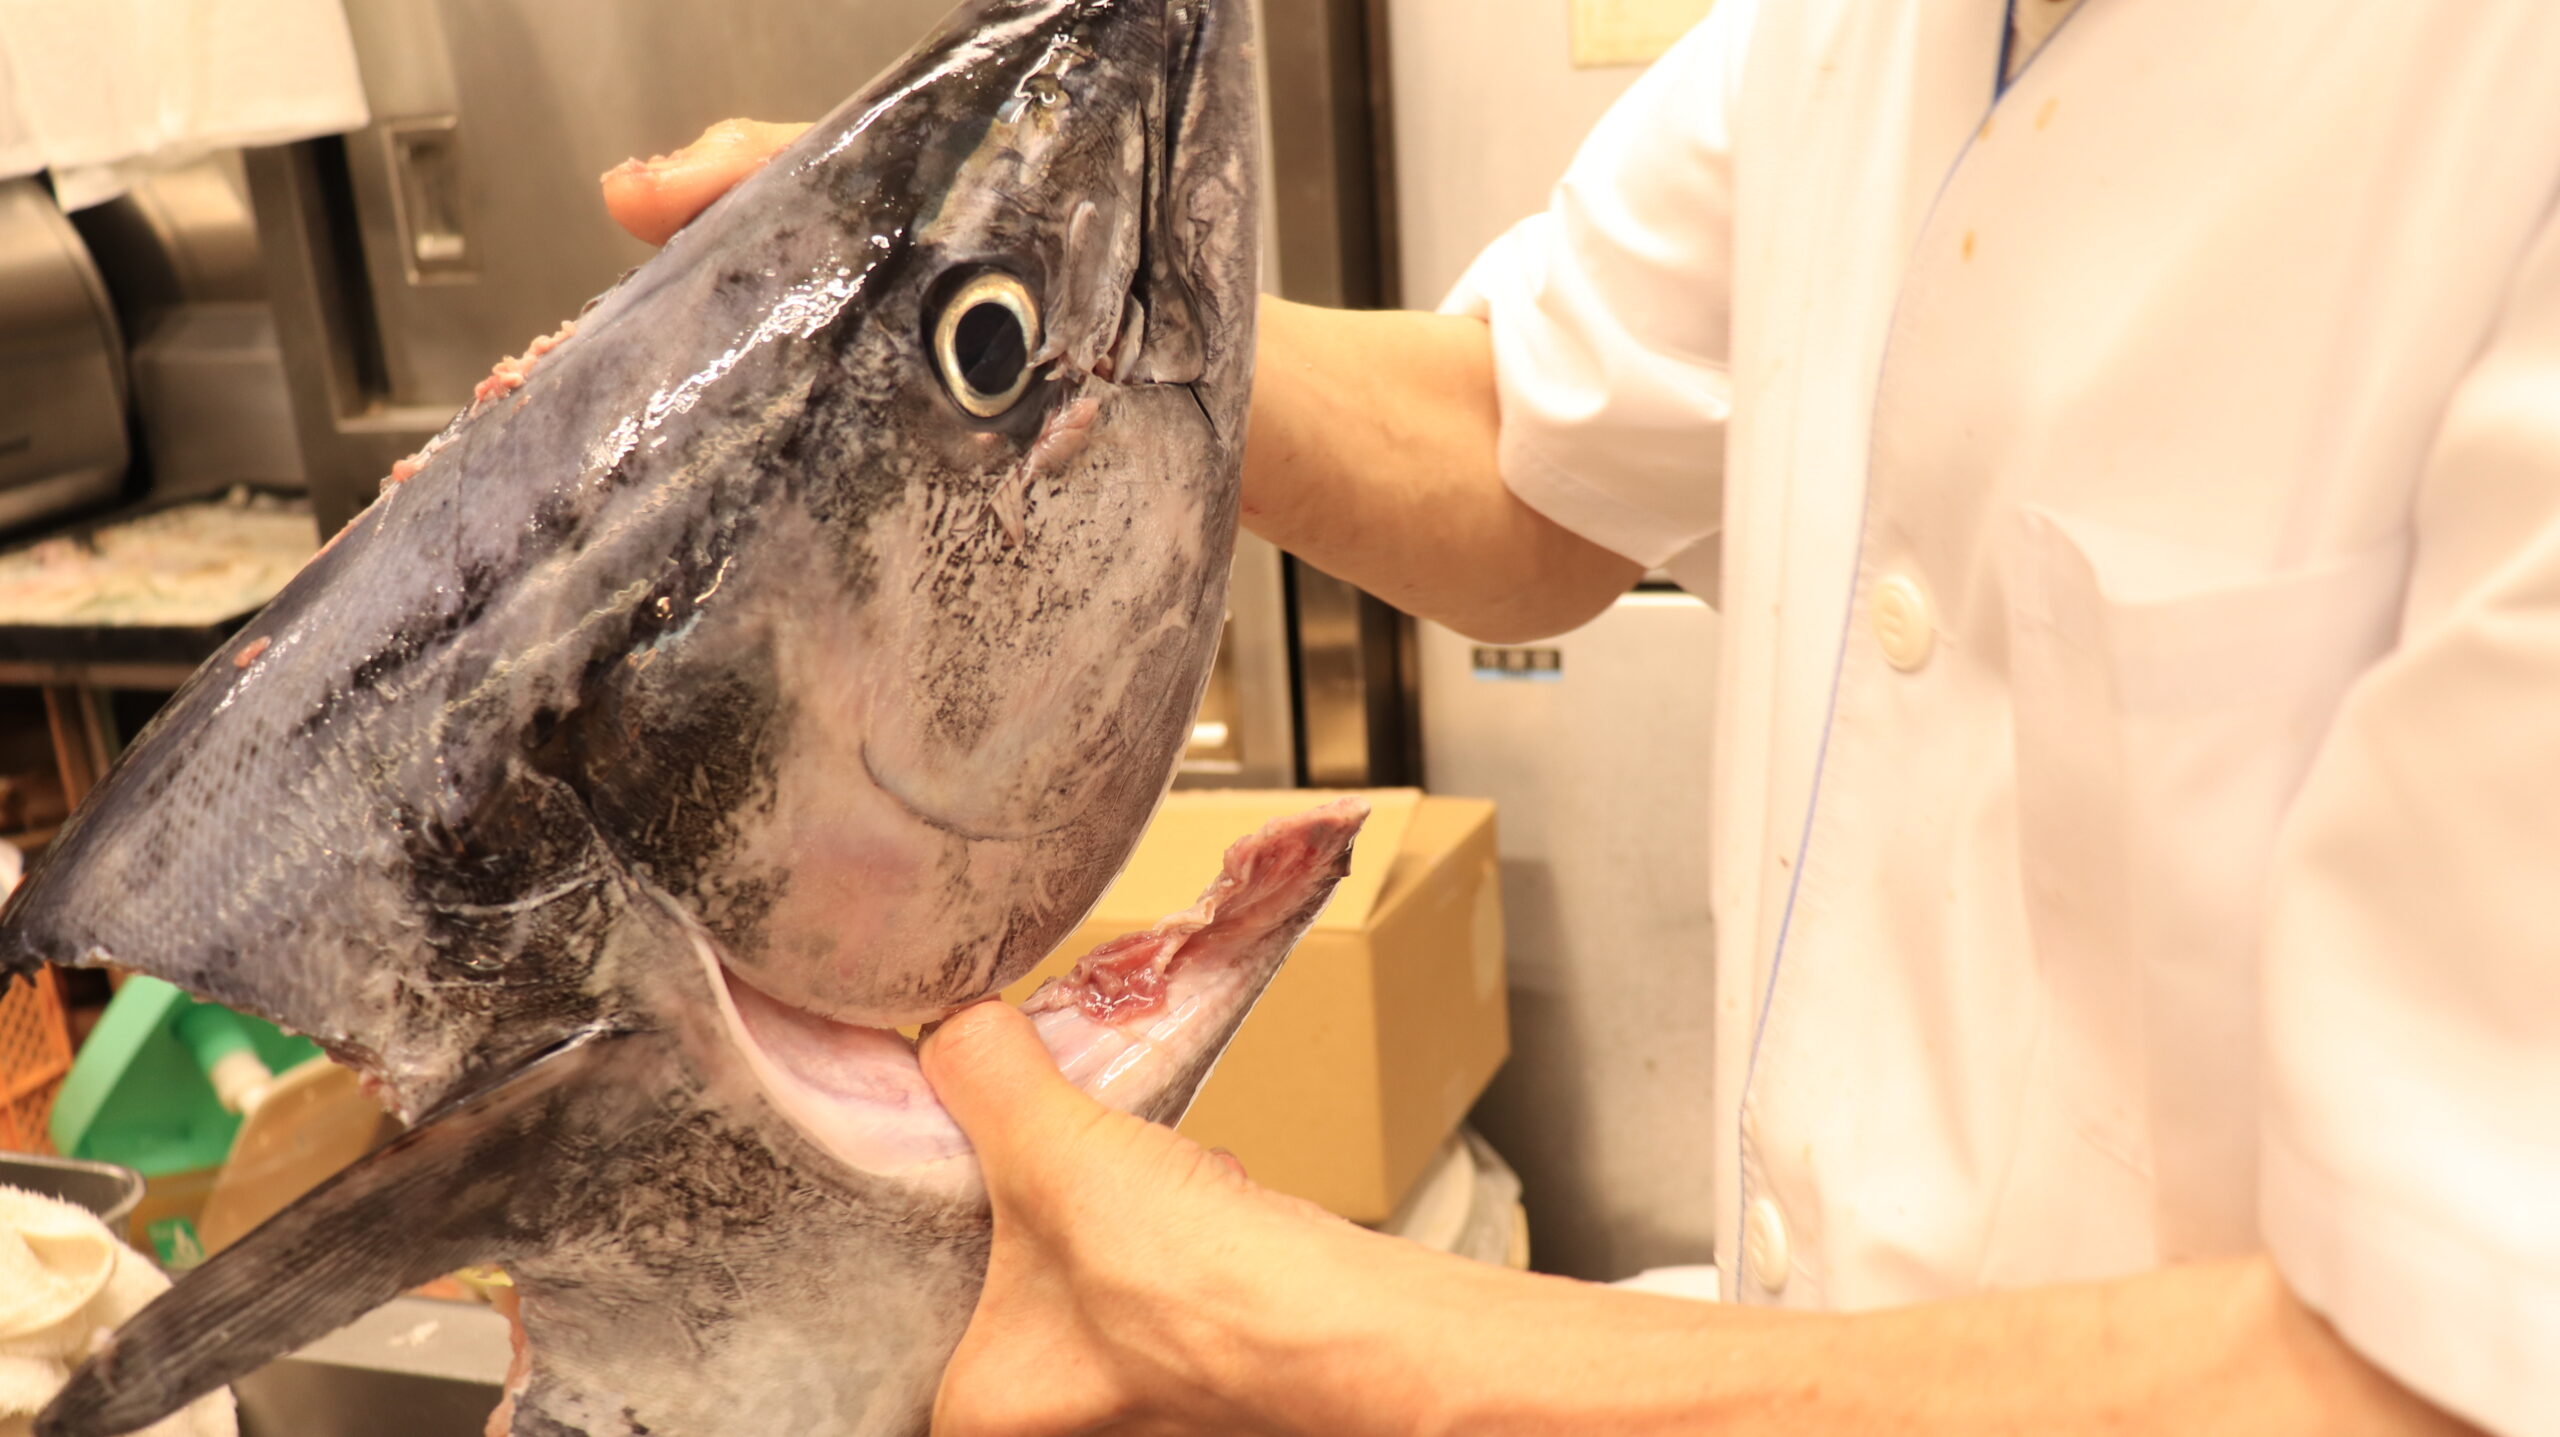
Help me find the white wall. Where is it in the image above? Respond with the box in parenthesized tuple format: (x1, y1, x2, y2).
(1386, 0, 1652, 306)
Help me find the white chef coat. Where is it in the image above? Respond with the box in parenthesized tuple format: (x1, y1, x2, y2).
(1444, 2, 2560, 1433)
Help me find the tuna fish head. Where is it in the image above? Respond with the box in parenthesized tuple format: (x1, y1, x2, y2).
(2, 2, 1317, 1435)
(0, 0, 1264, 1108)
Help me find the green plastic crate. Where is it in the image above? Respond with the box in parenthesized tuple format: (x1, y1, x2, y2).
(49, 975, 319, 1176)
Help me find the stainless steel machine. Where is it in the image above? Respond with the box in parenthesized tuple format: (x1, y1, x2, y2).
(245, 0, 1416, 789)
(0, 180, 130, 535)
(75, 156, 308, 501)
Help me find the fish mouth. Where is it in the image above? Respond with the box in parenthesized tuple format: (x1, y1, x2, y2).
(703, 949, 974, 1184)
(691, 798, 1367, 1193)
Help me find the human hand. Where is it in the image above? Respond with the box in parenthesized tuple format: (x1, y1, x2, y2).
(600, 118, 808, 245)
(480, 997, 1446, 1437)
(917, 1001, 1434, 1437)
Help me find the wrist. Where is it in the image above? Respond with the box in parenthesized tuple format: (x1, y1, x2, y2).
(1411, 1276, 1777, 1437)
(1175, 1220, 1476, 1437)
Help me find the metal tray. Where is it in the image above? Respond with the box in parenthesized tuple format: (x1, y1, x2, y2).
(0, 1151, 146, 1229)
(0, 487, 315, 683)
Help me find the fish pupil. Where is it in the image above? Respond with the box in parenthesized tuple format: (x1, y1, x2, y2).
(955, 301, 1027, 398)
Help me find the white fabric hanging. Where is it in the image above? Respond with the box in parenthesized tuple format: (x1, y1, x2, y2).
(0, 0, 366, 209)
(0, 1184, 237, 1437)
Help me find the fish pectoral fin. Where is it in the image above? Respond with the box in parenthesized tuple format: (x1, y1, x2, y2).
(39, 1031, 637, 1437)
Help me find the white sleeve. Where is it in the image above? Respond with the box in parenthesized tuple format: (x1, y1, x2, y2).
(2258, 200, 2560, 1437)
(1439, 0, 1752, 575)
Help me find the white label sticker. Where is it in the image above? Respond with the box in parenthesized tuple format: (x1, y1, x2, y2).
(1568, 0, 1718, 68)
(1472, 646, 1564, 682)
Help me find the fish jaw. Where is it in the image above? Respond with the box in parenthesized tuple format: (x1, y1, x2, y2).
(27, 800, 1355, 1437)
(1023, 796, 1371, 1125)
(697, 798, 1370, 1198)
(481, 796, 1366, 1437)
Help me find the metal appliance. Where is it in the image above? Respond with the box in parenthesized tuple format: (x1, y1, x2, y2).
(244, 0, 1415, 789)
(69, 156, 270, 341)
(1390, 0, 1723, 1280)
(0, 180, 130, 535)
(74, 155, 308, 499)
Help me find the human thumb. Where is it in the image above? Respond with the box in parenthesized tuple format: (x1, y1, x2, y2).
(917, 1001, 1104, 1186)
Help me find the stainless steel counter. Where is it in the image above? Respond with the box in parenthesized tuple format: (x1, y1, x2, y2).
(236, 1297, 508, 1437)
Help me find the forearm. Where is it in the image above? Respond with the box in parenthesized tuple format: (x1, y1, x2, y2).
(1242, 296, 1641, 643)
(1215, 1240, 2471, 1437)
(1647, 1256, 2473, 1437)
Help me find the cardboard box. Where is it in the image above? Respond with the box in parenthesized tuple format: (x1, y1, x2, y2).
(1002, 790, 1507, 1224)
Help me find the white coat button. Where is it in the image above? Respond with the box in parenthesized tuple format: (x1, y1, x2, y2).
(1873, 573, 1935, 672)
(1743, 1196, 1792, 1294)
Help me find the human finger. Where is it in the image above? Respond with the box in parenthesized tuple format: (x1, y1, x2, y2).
(916, 1000, 1112, 1191)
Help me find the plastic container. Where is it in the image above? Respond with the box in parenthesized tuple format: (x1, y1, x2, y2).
(46, 976, 321, 1262)
(50, 974, 320, 1175)
(0, 1150, 144, 1228)
(0, 965, 73, 1152)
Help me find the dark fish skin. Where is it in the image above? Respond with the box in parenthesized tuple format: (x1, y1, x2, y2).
(37, 798, 1362, 1437)
(0, 0, 1272, 1433)
(1, 0, 1257, 1097)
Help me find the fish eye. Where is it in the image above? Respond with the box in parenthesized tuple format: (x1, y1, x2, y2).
(933, 272, 1040, 418)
